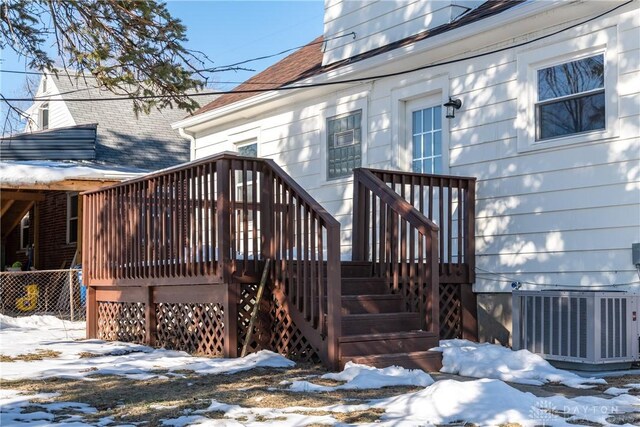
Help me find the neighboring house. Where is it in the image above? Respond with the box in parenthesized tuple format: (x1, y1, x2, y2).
(0, 126, 144, 271)
(1, 73, 213, 271)
(173, 0, 640, 343)
(24, 72, 198, 169)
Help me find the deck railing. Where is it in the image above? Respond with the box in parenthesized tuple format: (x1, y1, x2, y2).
(359, 168, 476, 283)
(82, 153, 341, 364)
(352, 168, 440, 332)
(352, 168, 476, 333)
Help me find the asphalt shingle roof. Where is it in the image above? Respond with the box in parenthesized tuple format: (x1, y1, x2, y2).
(52, 74, 217, 169)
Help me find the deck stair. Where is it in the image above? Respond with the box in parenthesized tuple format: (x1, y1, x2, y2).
(337, 262, 442, 371)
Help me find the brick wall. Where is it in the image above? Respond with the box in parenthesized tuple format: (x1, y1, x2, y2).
(4, 217, 31, 269)
(38, 191, 78, 270)
(3, 192, 78, 271)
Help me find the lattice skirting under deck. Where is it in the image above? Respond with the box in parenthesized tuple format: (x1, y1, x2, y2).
(439, 282, 462, 339)
(156, 303, 225, 356)
(97, 302, 146, 343)
(95, 284, 321, 361)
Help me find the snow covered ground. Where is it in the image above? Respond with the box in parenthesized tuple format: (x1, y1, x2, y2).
(0, 315, 293, 381)
(1, 315, 639, 426)
(433, 339, 607, 388)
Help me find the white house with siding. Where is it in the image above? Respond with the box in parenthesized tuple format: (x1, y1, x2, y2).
(173, 0, 640, 343)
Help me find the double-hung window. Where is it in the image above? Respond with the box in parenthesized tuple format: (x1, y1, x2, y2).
(536, 54, 605, 140)
(327, 110, 362, 179)
(517, 27, 617, 152)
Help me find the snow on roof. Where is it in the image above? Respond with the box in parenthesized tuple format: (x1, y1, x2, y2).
(0, 160, 146, 187)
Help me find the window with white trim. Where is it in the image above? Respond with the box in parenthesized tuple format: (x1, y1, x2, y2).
(236, 141, 257, 158)
(20, 213, 30, 249)
(40, 103, 49, 130)
(536, 54, 605, 140)
(327, 110, 362, 179)
(517, 27, 618, 152)
(67, 193, 78, 244)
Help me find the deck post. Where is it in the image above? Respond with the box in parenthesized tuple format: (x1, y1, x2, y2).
(462, 179, 477, 341)
(351, 169, 365, 261)
(465, 179, 476, 283)
(428, 231, 440, 336)
(460, 284, 478, 341)
(217, 160, 232, 283)
(145, 286, 156, 346)
(260, 166, 273, 260)
(86, 286, 97, 338)
(326, 226, 342, 370)
(223, 282, 239, 358)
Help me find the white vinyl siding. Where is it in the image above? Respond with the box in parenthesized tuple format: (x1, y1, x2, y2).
(26, 78, 76, 131)
(191, 6, 639, 292)
(323, 0, 485, 65)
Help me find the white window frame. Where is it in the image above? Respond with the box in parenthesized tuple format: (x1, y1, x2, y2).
(326, 109, 363, 180)
(66, 193, 79, 244)
(235, 139, 258, 158)
(406, 96, 446, 175)
(391, 75, 450, 173)
(20, 213, 30, 250)
(516, 27, 618, 152)
(319, 91, 368, 184)
(39, 102, 49, 130)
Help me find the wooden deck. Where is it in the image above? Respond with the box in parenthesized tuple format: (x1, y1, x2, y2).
(82, 153, 476, 370)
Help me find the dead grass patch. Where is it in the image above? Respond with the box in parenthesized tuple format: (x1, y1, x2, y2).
(591, 374, 640, 396)
(298, 408, 385, 423)
(78, 352, 102, 358)
(0, 349, 61, 362)
(3, 363, 418, 426)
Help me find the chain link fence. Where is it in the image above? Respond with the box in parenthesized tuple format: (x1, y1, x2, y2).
(0, 269, 86, 320)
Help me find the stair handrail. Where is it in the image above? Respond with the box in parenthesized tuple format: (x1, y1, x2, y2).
(262, 158, 342, 368)
(354, 168, 440, 234)
(352, 167, 440, 334)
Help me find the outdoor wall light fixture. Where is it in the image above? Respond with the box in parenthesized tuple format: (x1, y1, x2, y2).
(444, 97, 462, 119)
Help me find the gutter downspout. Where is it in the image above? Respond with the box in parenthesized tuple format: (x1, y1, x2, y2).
(178, 127, 197, 162)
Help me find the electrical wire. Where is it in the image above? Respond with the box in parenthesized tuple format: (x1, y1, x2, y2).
(475, 266, 640, 288)
(0, 32, 357, 78)
(0, 0, 633, 103)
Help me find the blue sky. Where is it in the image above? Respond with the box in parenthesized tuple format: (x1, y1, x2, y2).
(0, 1, 324, 124)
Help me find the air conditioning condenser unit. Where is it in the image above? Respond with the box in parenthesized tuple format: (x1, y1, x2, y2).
(512, 290, 639, 370)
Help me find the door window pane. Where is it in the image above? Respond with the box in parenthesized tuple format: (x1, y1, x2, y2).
(411, 106, 443, 174)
